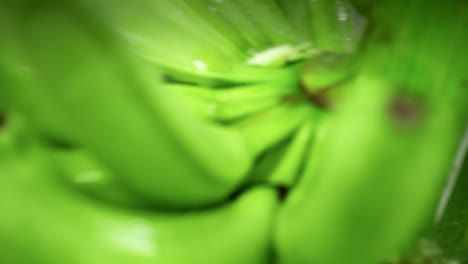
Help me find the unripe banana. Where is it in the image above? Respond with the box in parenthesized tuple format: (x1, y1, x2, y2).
(92, 0, 294, 86)
(0, 140, 279, 264)
(236, 103, 311, 157)
(1, 1, 255, 209)
(234, 0, 300, 46)
(174, 76, 298, 121)
(1, 0, 465, 263)
(276, 1, 467, 263)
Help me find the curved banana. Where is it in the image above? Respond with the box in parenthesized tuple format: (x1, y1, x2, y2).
(234, 0, 300, 46)
(92, 0, 294, 86)
(235, 103, 311, 157)
(276, 1, 468, 263)
(1, 1, 255, 209)
(1, 0, 464, 264)
(173, 73, 299, 121)
(0, 138, 279, 264)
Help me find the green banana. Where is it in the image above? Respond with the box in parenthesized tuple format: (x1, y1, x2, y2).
(276, 1, 467, 263)
(174, 76, 298, 121)
(0, 140, 279, 264)
(1, 1, 256, 209)
(0, 8, 76, 142)
(236, 103, 311, 157)
(234, 0, 300, 46)
(90, 0, 294, 86)
(92, 0, 248, 58)
(1, 0, 466, 263)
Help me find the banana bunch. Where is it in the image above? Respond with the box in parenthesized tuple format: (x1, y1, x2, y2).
(0, 0, 466, 264)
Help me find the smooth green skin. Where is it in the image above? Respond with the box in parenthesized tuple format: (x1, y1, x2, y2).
(165, 0, 251, 56)
(236, 103, 312, 157)
(48, 100, 313, 207)
(234, 0, 300, 46)
(173, 76, 298, 121)
(1, 2, 257, 209)
(207, 0, 272, 51)
(91, 0, 294, 86)
(0, 140, 279, 264)
(48, 148, 149, 207)
(307, 0, 359, 52)
(277, 0, 312, 42)
(276, 1, 468, 263)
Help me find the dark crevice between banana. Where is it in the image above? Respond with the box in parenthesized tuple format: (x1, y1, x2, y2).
(245, 135, 293, 183)
(300, 80, 349, 110)
(39, 134, 77, 150)
(299, 52, 357, 110)
(162, 74, 252, 89)
(239, 118, 316, 202)
(230, 136, 293, 201)
(162, 73, 258, 89)
(287, 133, 315, 188)
(162, 74, 200, 86)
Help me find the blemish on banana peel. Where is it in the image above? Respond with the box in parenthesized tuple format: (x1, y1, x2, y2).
(389, 93, 425, 130)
